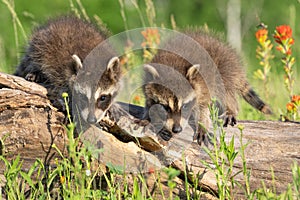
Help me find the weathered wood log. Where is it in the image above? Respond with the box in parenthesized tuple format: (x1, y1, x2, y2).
(0, 72, 67, 171)
(113, 102, 300, 198)
(0, 72, 299, 199)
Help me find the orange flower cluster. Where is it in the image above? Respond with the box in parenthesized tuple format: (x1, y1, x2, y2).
(292, 95, 300, 105)
(274, 25, 294, 43)
(141, 28, 160, 48)
(286, 95, 300, 112)
(132, 94, 142, 105)
(286, 102, 296, 112)
(255, 28, 268, 44)
(273, 25, 294, 55)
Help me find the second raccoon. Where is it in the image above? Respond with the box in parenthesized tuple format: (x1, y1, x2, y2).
(143, 29, 272, 143)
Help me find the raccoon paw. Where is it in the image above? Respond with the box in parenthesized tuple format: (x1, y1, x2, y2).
(51, 98, 67, 112)
(158, 129, 172, 141)
(194, 127, 210, 146)
(223, 114, 237, 127)
(194, 131, 214, 147)
(25, 72, 45, 83)
(25, 73, 37, 82)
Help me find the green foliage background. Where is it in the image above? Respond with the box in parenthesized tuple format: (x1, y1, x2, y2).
(0, 0, 299, 119)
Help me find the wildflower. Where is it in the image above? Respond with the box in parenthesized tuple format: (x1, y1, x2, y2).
(292, 95, 300, 105)
(273, 25, 295, 99)
(286, 102, 296, 112)
(273, 25, 294, 55)
(254, 24, 273, 100)
(62, 92, 68, 98)
(237, 124, 244, 131)
(255, 28, 268, 44)
(274, 25, 293, 43)
(134, 95, 141, 102)
(133, 95, 142, 105)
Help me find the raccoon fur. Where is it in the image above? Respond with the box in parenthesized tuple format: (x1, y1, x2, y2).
(143, 28, 272, 143)
(14, 16, 121, 124)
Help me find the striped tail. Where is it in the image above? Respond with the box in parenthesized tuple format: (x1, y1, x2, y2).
(241, 83, 273, 114)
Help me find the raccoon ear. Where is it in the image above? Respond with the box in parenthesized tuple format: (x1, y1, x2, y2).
(186, 64, 200, 80)
(144, 64, 159, 80)
(106, 56, 120, 82)
(72, 54, 83, 73)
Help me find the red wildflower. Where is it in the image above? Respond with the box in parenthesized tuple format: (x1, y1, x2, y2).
(292, 95, 300, 104)
(132, 95, 142, 105)
(273, 25, 293, 44)
(133, 95, 141, 102)
(255, 29, 268, 43)
(286, 102, 296, 112)
(273, 25, 294, 55)
(274, 25, 293, 44)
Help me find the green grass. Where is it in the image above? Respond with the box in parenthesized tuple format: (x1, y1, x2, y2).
(1, 96, 300, 199)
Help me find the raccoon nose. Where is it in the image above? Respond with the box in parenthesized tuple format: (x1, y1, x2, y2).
(172, 125, 182, 133)
(87, 114, 97, 124)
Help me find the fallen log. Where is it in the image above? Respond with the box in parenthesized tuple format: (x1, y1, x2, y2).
(0, 72, 67, 171)
(0, 72, 299, 199)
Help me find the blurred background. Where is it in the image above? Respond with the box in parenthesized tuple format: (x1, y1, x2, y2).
(0, 0, 299, 119)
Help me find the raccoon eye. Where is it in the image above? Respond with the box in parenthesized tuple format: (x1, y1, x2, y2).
(96, 94, 111, 109)
(182, 98, 196, 110)
(99, 95, 107, 101)
(182, 103, 190, 110)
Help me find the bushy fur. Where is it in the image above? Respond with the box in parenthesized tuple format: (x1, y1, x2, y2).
(14, 16, 121, 125)
(144, 28, 272, 143)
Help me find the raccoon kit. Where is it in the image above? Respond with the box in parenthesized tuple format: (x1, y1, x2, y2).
(14, 16, 121, 124)
(143, 29, 272, 143)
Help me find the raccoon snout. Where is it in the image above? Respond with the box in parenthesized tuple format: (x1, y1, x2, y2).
(87, 114, 97, 124)
(172, 124, 182, 133)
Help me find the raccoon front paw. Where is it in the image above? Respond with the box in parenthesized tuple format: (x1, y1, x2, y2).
(51, 98, 67, 112)
(25, 73, 37, 82)
(158, 129, 172, 141)
(25, 72, 46, 83)
(223, 114, 237, 127)
(193, 127, 211, 146)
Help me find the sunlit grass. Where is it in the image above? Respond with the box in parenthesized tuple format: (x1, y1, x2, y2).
(1, 95, 300, 199)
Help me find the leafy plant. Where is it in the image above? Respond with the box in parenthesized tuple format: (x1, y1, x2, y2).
(201, 99, 240, 200)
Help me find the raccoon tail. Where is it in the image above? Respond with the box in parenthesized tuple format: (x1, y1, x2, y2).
(240, 82, 273, 114)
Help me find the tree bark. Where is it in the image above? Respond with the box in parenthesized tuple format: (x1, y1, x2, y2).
(0, 72, 299, 199)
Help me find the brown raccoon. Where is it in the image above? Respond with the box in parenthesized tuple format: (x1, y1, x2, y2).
(14, 16, 121, 124)
(143, 63, 197, 140)
(143, 28, 272, 143)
